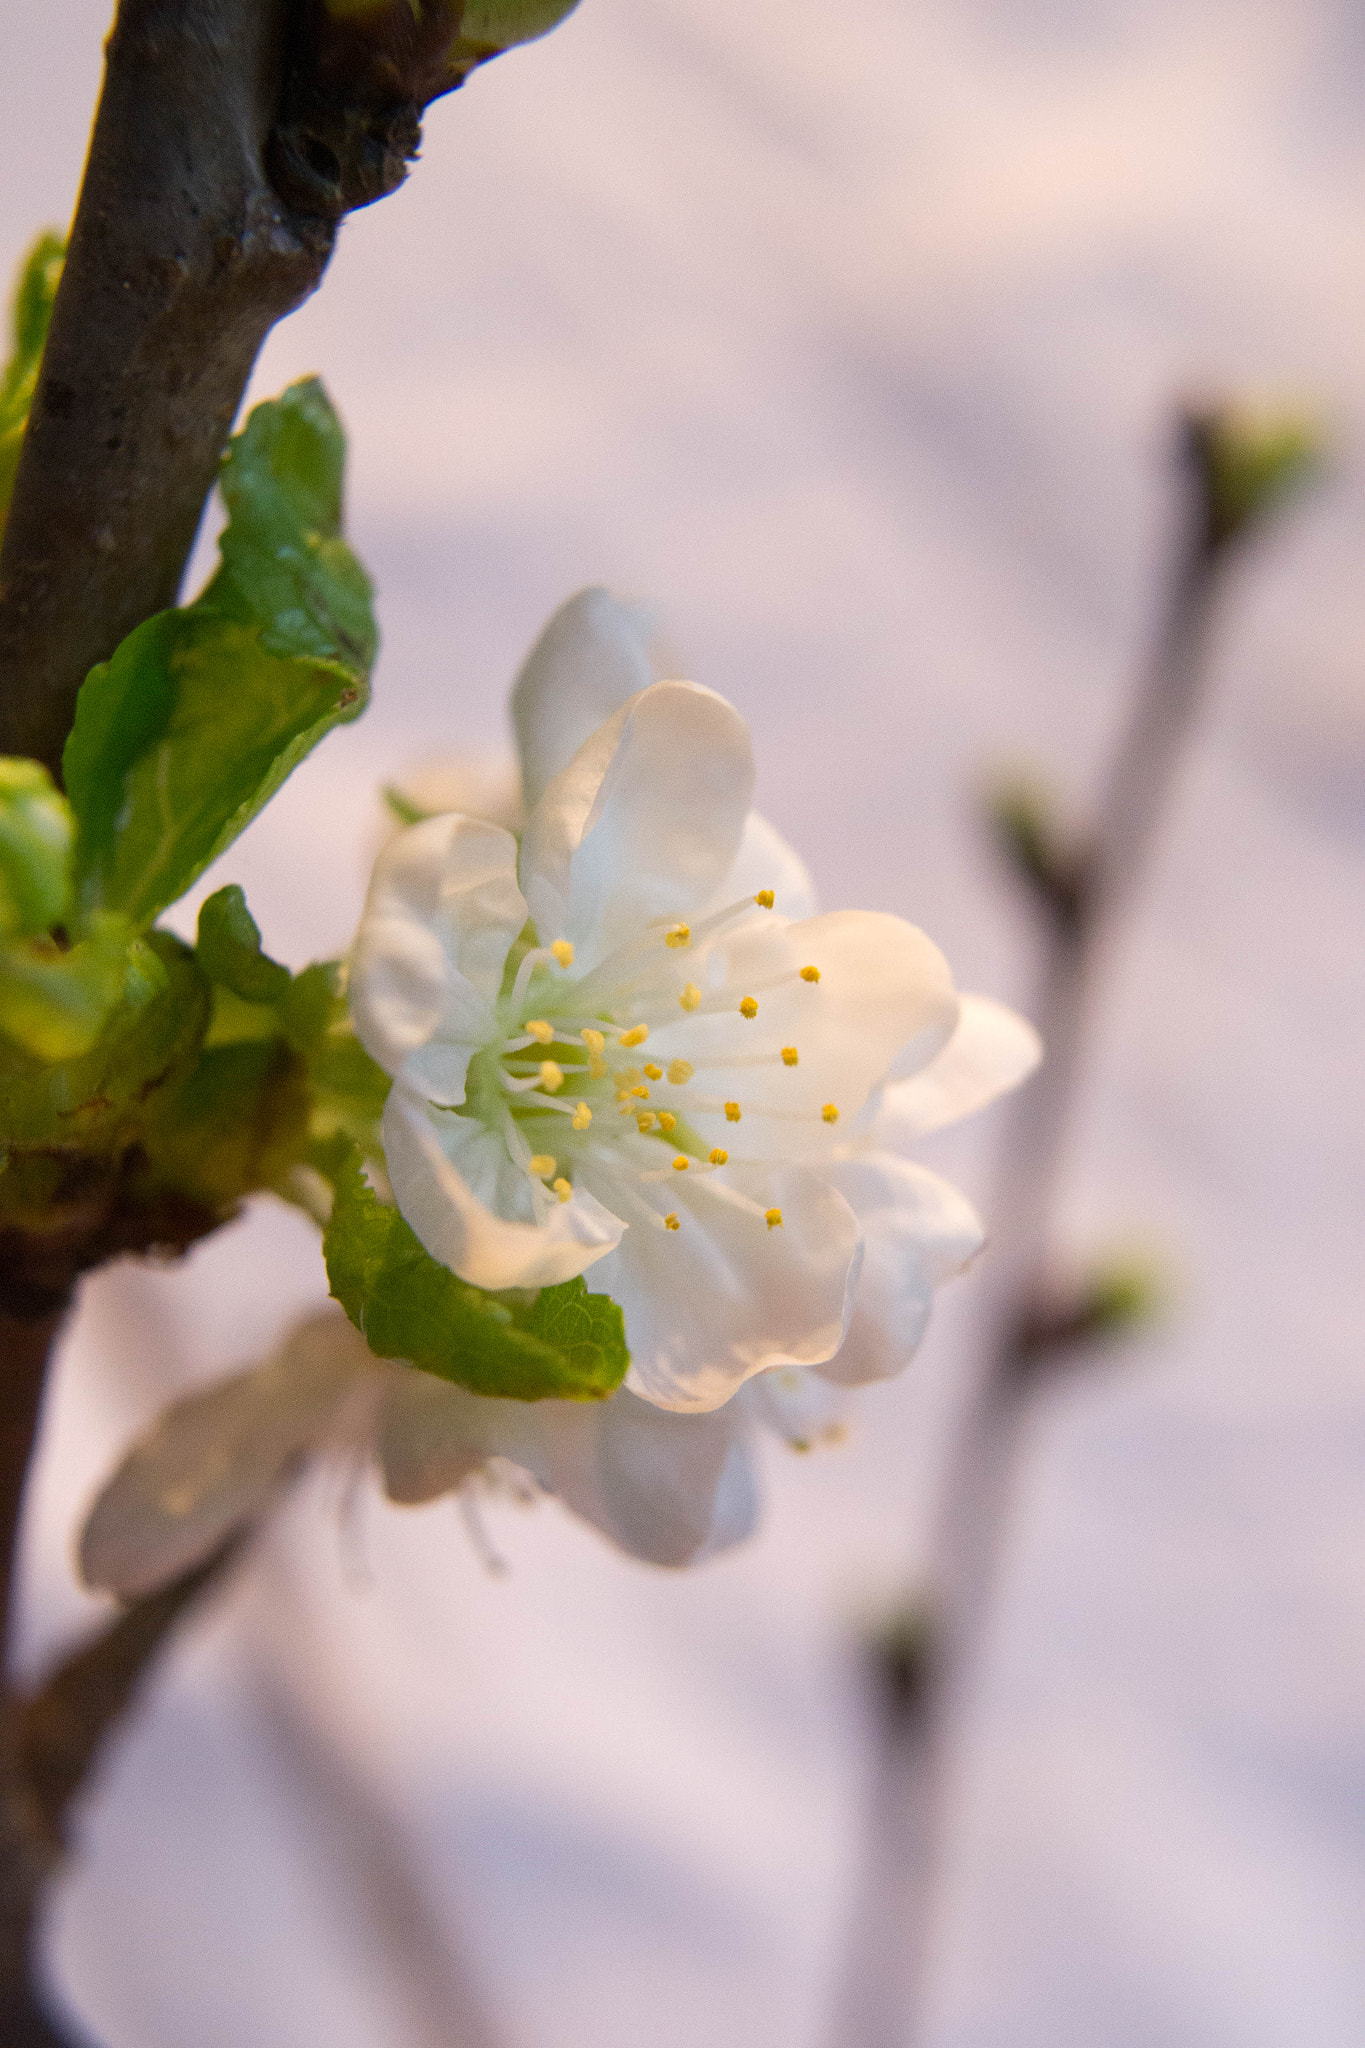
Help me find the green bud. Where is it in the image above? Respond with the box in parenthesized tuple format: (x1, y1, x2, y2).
(986, 775, 1084, 926)
(1185, 402, 1323, 551)
(0, 758, 73, 941)
(455, 0, 580, 53)
(0, 911, 141, 1063)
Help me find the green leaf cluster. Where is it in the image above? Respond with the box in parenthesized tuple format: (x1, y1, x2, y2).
(322, 1146, 628, 1403)
(1, 329, 380, 1263)
(0, 229, 63, 538)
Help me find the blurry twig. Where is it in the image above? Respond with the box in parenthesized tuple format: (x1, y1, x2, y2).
(829, 401, 1320, 2048)
(0, 1537, 243, 2045)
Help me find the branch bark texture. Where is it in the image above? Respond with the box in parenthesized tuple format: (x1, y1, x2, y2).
(0, 0, 335, 777)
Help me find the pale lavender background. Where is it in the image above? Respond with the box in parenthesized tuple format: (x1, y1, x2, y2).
(3, 2, 1365, 2044)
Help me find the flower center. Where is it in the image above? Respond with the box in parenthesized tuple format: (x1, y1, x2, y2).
(460, 893, 837, 1228)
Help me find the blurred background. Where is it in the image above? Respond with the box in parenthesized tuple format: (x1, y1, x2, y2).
(4, 1, 1365, 2042)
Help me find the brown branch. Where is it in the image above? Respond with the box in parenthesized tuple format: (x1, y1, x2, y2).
(0, 0, 477, 780)
(826, 407, 1317, 2048)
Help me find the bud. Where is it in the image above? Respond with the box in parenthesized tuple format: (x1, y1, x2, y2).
(986, 775, 1084, 927)
(0, 758, 73, 941)
(1183, 401, 1323, 553)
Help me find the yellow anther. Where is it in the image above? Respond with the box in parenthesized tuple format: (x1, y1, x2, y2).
(672, 1155, 690, 1171)
(619, 1023, 649, 1047)
(667, 1059, 694, 1085)
(739, 996, 759, 1019)
(550, 940, 574, 967)
(630, 1084, 650, 1099)
(665, 923, 691, 949)
(765, 1207, 783, 1230)
(754, 890, 775, 909)
(658, 1112, 677, 1134)
(617, 1067, 641, 1086)
(800, 965, 820, 983)
(708, 1148, 729, 1166)
(821, 1103, 839, 1124)
(724, 1101, 742, 1122)
(588, 1054, 608, 1080)
(572, 1102, 592, 1131)
(526, 1019, 555, 1044)
(527, 1154, 556, 1177)
(644, 1063, 663, 1080)
(539, 1061, 564, 1093)
(553, 1177, 573, 1203)
(664, 1212, 681, 1231)
(637, 1112, 657, 1133)
(781, 1046, 799, 1067)
(581, 1028, 605, 1054)
(679, 982, 702, 1011)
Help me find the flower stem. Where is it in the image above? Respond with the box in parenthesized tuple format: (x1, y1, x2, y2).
(828, 406, 1314, 2046)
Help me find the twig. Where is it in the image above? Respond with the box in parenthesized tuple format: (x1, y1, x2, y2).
(827, 405, 1318, 2047)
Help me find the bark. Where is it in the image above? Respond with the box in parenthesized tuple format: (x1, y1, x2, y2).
(0, 0, 334, 777)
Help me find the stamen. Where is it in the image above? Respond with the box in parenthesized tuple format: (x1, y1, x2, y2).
(781, 1046, 799, 1067)
(618, 1023, 649, 1047)
(739, 997, 759, 1019)
(527, 1154, 556, 1178)
(658, 1112, 677, 1133)
(822, 1103, 839, 1123)
(572, 1102, 592, 1130)
(588, 1054, 608, 1079)
(550, 940, 574, 967)
(644, 1063, 663, 1081)
(665, 924, 691, 949)
(629, 1084, 649, 1099)
(724, 1102, 742, 1122)
(553, 1177, 573, 1203)
(679, 983, 701, 1011)
(539, 1061, 565, 1093)
(800, 965, 820, 983)
(708, 1148, 729, 1166)
(637, 1112, 657, 1133)
(581, 1028, 605, 1054)
(664, 1213, 681, 1231)
(525, 1020, 555, 1044)
(667, 1059, 693, 1084)
(765, 1207, 783, 1230)
(672, 1156, 689, 1171)
(754, 890, 775, 909)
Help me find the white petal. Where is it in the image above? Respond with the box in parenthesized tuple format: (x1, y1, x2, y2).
(518, 680, 754, 967)
(511, 587, 659, 811)
(376, 1366, 496, 1504)
(814, 1155, 984, 1386)
(648, 910, 959, 1160)
(707, 808, 819, 921)
(875, 992, 1042, 1140)
(585, 1157, 860, 1413)
(80, 1313, 372, 1598)
(382, 1090, 624, 1291)
(349, 814, 526, 1099)
(377, 1367, 757, 1567)
(583, 1390, 757, 1567)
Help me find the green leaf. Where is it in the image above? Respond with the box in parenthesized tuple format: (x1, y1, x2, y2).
(196, 885, 291, 1004)
(0, 931, 210, 1149)
(63, 379, 376, 927)
(0, 230, 64, 534)
(139, 1038, 310, 1209)
(0, 758, 73, 940)
(322, 1147, 628, 1402)
(455, 0, 580, 52)
(0, 911, 140, 1063)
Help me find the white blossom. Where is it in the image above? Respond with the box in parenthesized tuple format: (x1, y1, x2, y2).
(80, 591, 1039, 1593)
(350, 589, 1039, 1415)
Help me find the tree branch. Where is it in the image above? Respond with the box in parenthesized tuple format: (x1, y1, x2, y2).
(0, 0, 332, 776)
